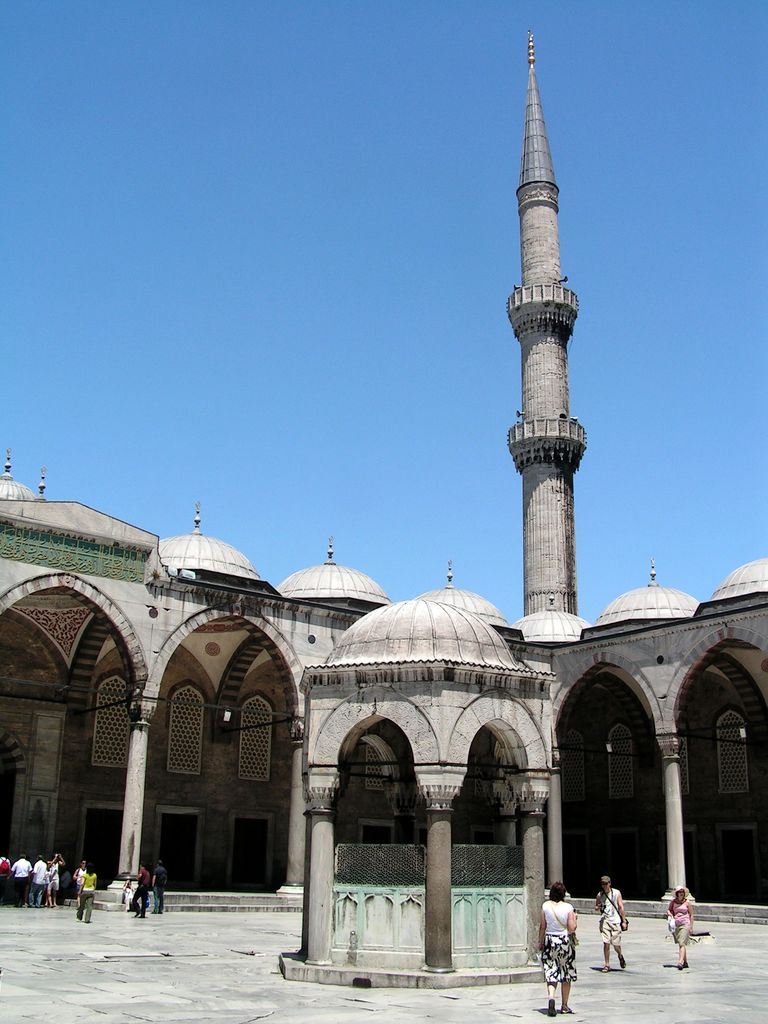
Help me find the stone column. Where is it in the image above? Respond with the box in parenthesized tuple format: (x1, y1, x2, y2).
(658, 734, 686, 898)
(515, 774, 550, 962)
(547, 751, 563, 886)
(116, 707, 152, 879)
(305, 777, 338, 966)
(278, 720, 306, 893)
(421, 784, 460, 973)
(495, 781, 518, 846)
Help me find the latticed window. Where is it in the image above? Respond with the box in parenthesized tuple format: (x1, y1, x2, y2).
(717, 710, 748, 794)
(562, 729, 585, 802)
(365, 743, 384, 790)
(91, 676, 129, 767)
(608, 723, 633, 799)
(238, 696, 272, 781)
(679, 736, 689, 795)
(167, 685, 203, 774)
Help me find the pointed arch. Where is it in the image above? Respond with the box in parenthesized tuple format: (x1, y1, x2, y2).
(446, 691, 547, 769)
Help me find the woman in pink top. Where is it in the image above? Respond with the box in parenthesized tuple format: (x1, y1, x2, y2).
(667, 886, 694, 969)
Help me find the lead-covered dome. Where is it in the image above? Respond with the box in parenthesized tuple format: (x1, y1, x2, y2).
(159, 505, 259, 581)
(0, 449, 36, 501)
(596, 567, 698, 626)
(278, 540, 389, 606)
(711, 558, 768, 601)
(417, 563, 507, 627)
(512, 609, 590, 641)
(326, 598, 518, 670)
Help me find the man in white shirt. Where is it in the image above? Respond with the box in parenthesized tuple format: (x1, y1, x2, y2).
(28, 855, 48, 908)
(594, 874, 627, 971)
(10, 854, 32, 908)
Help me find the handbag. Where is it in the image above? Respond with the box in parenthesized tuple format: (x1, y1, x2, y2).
(550, 902, 579, 946)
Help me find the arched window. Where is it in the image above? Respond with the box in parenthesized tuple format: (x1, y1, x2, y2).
(561, 729, 585, 802)
(679, 736, 689, 795)
(91, 676, 129, 767)
(608, 723, 633, 799)
(238, 696, 272, 781)
(167, 685, 204, 775)
(365, 743, 385, 791)
(717, 709, 748, 793)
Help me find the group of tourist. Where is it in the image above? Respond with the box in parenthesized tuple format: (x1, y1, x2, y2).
(539, 874, 697, 1016)
(0, 851, 71, 908)
(0, 853, 169, 921)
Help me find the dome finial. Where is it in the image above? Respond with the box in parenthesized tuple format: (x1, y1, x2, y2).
(193, 501, 201, 534)
(326, 535, 335, 565)
(37, 466, 47, 499)
(649, 557, 658, 587)
(3, 448, 11, 477)
(527, 30, 535, 66)
(446, 559, 454, 588)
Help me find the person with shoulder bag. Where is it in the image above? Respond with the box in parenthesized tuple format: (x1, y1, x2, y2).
(538, 880, 578, 1016)
(594, 875, 628, 971)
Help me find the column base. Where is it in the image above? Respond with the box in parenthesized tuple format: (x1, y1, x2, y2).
(423, 965, 455, 974)
(276, 884, 304, 896)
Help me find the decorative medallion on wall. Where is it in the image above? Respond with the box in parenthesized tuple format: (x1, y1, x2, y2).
(16, 606, 92, 658)
(204, 641, 221, 657)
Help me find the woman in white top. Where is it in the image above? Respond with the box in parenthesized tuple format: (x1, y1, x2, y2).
(538, 880, 578, 1016)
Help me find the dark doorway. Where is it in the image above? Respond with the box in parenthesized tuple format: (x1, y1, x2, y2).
(607, 831, 639, 896)
(360, 823, 393, 844)
(721, 828, 757, 897)
(0, 769, 15, 854)
(83, 808, 122, 882)
(562, 831, 590, 895)
(159, 813, 198, 885)
(232, 817, 268, 886)
(683, 829, 697, 893)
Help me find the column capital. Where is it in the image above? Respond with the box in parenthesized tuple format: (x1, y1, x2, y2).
(385, 780, 419, 816)
(420, 784, 462, 811)
(289, 716, 305, 743)
(304, 768, 339, 811)
(657, 733, 681, 759)
(514, 772, 550, 815)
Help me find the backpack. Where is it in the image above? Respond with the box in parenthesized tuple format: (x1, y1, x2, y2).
(154, 866, 168, 887)
(0, 857, 10, 875)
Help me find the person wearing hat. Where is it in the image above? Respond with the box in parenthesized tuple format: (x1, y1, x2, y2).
(667, 886, 694, 969)
(594, 875, 627, 971)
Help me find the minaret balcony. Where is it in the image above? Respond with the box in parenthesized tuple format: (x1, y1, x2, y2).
(507, 284, 578, 341)
(508, 417, 587, 471)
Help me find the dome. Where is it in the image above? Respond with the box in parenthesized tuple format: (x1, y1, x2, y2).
(512, 609, 590, 641)
(711, 558, 768, 601)
(0, 449, 36, 501)
(159, 506, 259, 581)
(278, 540, 389, 606)
(417, 563, 507, 626)
(596, 570, 698, 627)
(326, 598, 518, 671)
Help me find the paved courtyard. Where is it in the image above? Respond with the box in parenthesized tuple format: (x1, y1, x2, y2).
(0, 906, 764, 1023)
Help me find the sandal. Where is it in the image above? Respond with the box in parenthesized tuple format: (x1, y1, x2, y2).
(560, 1008, 573, 1015)
(548, 998, 557, 1017)
(601, 966, 610, 973)
(618, 954, 626, 969)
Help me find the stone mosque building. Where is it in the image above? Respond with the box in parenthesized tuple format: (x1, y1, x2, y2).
(1, 37, 766, 972)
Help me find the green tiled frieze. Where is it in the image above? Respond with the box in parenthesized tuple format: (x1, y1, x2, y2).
(0, 523, 147, 583)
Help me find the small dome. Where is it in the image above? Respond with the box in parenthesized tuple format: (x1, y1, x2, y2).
(160, 505, 259, 581)
(326, 598, 518, 670)
(278, 540, 389, 606)
(512, 609, 590, 641)
(418, 585, 507, 627)
(596, 581, 698, 626)
(711, 558, 768, 601)
(0, 449, 36, 501)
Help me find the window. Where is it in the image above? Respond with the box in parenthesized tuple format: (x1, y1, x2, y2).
(238, 696, 272, 781)
(365, 742, 385, 790)
(167, 685, 203, 774)
(679, 736, 689, 796)
(562, 729, 585, 802)
(608, 723, 633, 799)
(717, 710, 748, 794)
(91, 676, 129, 767)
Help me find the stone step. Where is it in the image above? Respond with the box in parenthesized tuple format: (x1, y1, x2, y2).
(569, 896, 768, 925)
(88, 890, 303, 914)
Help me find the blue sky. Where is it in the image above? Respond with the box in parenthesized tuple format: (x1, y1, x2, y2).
(2, 1, 766, 624)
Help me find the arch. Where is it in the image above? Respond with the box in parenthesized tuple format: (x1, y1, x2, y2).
(310, 688, 439, 767)
(669, 625, 768, 728)
(446, 692, 547, 769)
(0, 573, 148, 685)
(0, 728, 26, 777)
(147, 608, 302, 715)
(555, 659, 659, 740)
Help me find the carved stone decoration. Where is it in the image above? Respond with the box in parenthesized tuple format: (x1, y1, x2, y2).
(289, 716, 305, 742)
(385, 781, 419, 816)
(304, 767, 340, 811)
(311, 691, 439, 767)
(657, 733, 681, 760)
(16, 605, 92, 658)
(0, 522, 147, 583)
(418, 781, 463, 811)
(446, 693, 548, 769)
(513, 773, 551, 814)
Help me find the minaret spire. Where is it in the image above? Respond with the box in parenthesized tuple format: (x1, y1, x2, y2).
(508, 36, 587, 615)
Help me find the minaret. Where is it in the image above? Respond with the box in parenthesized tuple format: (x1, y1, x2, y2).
(508, 34, 586, 615)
